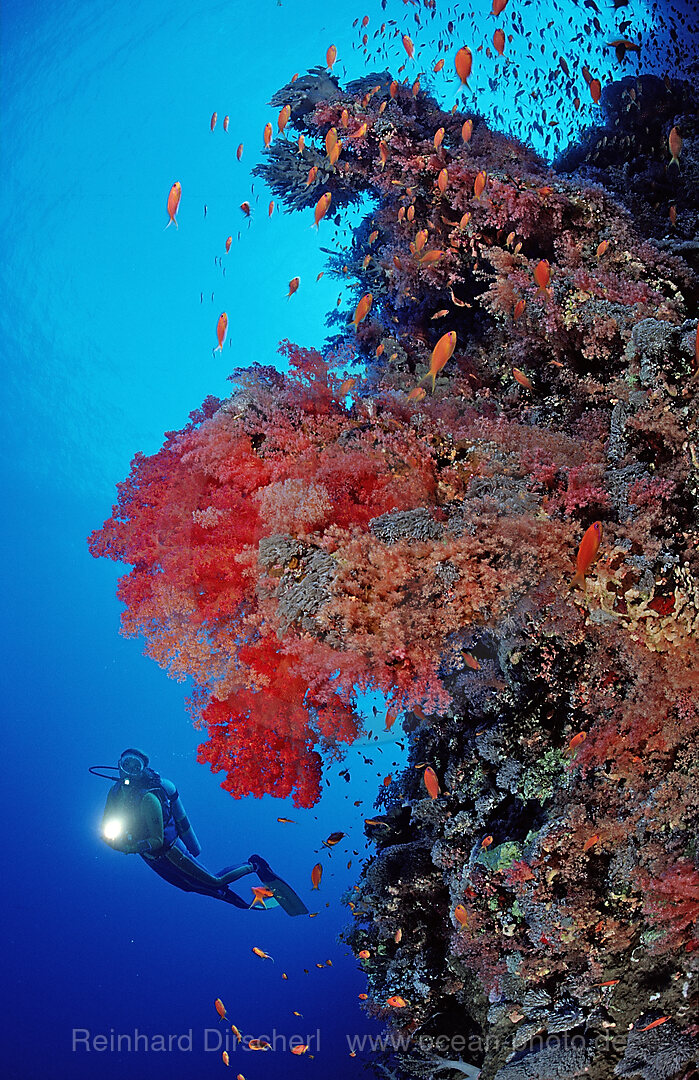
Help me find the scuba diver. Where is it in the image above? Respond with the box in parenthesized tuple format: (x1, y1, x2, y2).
(91, 749, 308, 915)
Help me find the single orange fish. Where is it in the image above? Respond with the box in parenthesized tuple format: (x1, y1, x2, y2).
(314, 191, 332, 228)
(668, 126, 682, 167)
(418, 250, 443, 265)
(251, 947, 274, 961)
(455, 46, 473, 84)
(583, 834, 600, 852)
(492, 0, 508, 14)
(326, 44, 337, 70)
(407, 386, 427, 401)
(481, 835, 493, 848)
(590, 78, 602, 103)
(462, 118, 473, 142)
(306, 165, 318, 187)
(215, 998, 227, 1021)
(513, 299, 526, 320)
(325, 127, 338, 157)
(328, 141, 342, 165)
(386, 995, 407, 1008)
(493, 28, 505, 55)
(323, 832, 346, 847)
(423, 766, 440, 799)
(240, 201, 251, 217)
(569, 731, 587, 751)
(166, 181, 181, 229)
(402, 34, 414, 59)
(215, 313, 228, 353)
(595, 980, 620, 987)
(438, 168, 448, 193)
(311, 863, 323, 889)
(431, 309, 449, 319)
(420, 331, 457, 392)
(339, 377, 357, 396)
(357, 949, 370, 959)
(210, 111, 217, 132)
(225, 236, 232, 253)
(596, 240, 609, 258)
(352, 292, 373, 329)
(287, 276, 300, 299)
(638, 1016, 670, 1033)
(463, 652, 480, 670)
(268, 200, 275, 217)
(533, 258, 551, 296)
(277, 817, 295, 823)
(248, 1039, 271, 1051)
(278, 104, 291, 133)
(454, 904, 469, 926)
(231, 1025, 242, 1042)
(434, 58, 445, 72)
(368, 229, 378, 244)
(571, 521, 602, 590)
(459, 213, 471, 229)
(250, 886, 275, 909)
(236, 143, 243, 161)
(394, 928, 402, 943)
(513, 368, 533, 391)
(223, 115, 229, 132)
(434, 127, 445, 149)
(223, 1050, 230, 1066)
(290, 1045, 309, 1056)
(474, 171, 487, 198)
(358, 993, 368, 1000)
(263, 122, 272, 147)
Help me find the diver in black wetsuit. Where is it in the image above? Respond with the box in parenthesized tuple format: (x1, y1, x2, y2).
(93, 749, 307, 915)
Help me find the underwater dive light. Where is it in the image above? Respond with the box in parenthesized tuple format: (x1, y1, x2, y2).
(102, 818, 124, 841)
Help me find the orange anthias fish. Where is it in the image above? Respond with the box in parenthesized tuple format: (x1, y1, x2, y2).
(420, 331, 457, 392)
(230, 1025, 243, 1042)
(474, 170, 487, 198)
(455, 46, 473, 84)
(306, 165, 318, 187)
(513, 368, 533, 391)
(311, 863, 323, 889)
(326, 44, 337, 70)
(462, 118, 473, 142)
(571, 521, 603, 590)
(339, 377, 357, 397)
(407, 386, 427, 401)
(638, 1016, 671, 1033)
(278, 104, 291, 133)
(386, 996, 407, 1008)
(210, 111, 217, 131)
(166, 181, 181, 229)
(454, 904, 469, 927)
(248, 1039, 272, 1051)
(290, 1045, 309, 1056)
(215, 998, 227, 1021)
(323, 831, 346, 847)
(287, 276, 300, 299)
(223, 1050, 230, 1066)
(668, 126, 682, 167)
(236, 143, 244, 161)
(583, 834, 600, 852)
(263, 122, 272, 147)
(569, 731, 587, 752)
(492, 0, 509, 14)
(277, 816, 296, 824)
(434, 58, 445, 72)
(215, 313, 228, 353)
(481, 835, 493, 849)
(225, 236, 232, 253)
(590, 78, 602, 103)
(438, 168, 448, 193)
(423, 766, 440, 799)
(251, 947, 274, 961)
(402, 34, 414, 59)
(223, 115, 229, 132)
(493, 28, 505, 55)
(240, 201, 251, 217)
(314, 191, 332, 227)
(357, 949, 370, 959)
(533, 258, 551, 297)
(250, 886, 275, 909)
(352, 292, 373, 329)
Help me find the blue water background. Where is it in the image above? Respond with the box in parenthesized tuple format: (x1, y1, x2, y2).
(1, 0, 693, 1077)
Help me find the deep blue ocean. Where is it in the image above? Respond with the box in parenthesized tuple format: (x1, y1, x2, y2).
(1, 0, 693, 1077)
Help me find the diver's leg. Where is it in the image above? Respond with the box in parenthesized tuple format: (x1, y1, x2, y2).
(214, 888, 249, 908)
(164, 845, 240, 888)
(215, 862, 254, 884)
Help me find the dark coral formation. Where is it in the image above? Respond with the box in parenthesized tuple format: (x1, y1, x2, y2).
(91, 67, 699, 1077)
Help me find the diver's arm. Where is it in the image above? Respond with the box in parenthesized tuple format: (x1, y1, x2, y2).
(161, 778, 201, 856)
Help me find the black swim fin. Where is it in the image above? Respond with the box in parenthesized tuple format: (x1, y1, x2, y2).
(248, 854, 309, 916)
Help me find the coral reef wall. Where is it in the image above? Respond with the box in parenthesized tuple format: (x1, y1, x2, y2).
(91, 61, 698, 1079)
